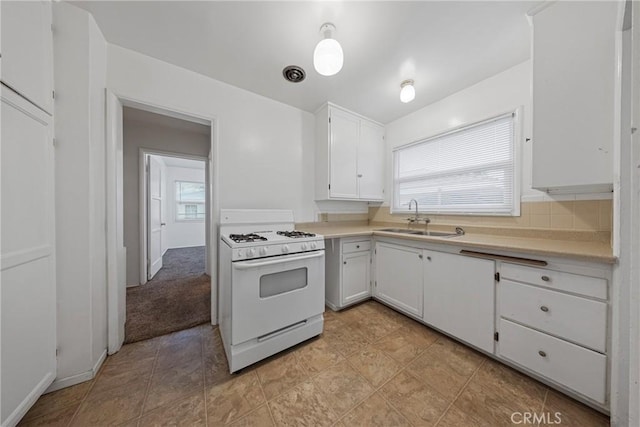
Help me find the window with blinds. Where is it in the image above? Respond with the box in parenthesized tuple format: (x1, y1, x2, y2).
(392, 112, 519, 215)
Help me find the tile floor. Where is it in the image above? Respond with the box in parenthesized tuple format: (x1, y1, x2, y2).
(20, 301, 609, 426)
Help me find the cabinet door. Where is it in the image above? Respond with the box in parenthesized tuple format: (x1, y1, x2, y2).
(423, 251, 495, 353)
(1, 86, 56, 426)
(342, 251, 370, 305)
(531, 1, 617, 191)
(1, 1, 53, 113)
(329, 108, 359, 199)
(374, 242, 423, 318)
(358, 120, 384, 201)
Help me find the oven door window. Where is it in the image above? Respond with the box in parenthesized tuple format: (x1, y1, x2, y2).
(260, 267, 308, 298)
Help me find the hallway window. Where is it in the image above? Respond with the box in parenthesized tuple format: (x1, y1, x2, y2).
(176, 181, 205, 220)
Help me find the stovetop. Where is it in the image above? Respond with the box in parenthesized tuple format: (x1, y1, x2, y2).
(226, 230, 317, 244)
(228, 233, 269, 243)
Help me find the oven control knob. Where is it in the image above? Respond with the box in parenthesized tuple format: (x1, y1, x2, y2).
(282, 245, 290, 253)
(247, 248, 255, 258)
(259, 247, 268, 256)
(310, 242, 317, 249)
(301, 243, 308, 251)
(236, 250, 243, 258)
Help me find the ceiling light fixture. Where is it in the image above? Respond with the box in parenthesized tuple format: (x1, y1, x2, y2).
(400, 79, 415, 103)
(313, 23, 343, 76)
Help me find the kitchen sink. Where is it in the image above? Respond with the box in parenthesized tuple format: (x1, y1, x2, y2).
(378, 228, 459, 238)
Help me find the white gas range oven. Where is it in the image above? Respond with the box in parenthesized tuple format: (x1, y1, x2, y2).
(218, 209, 325, 372)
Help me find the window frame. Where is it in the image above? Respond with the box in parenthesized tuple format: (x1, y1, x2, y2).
(390, 107, 522, 216)
(175, 180, 206, 222)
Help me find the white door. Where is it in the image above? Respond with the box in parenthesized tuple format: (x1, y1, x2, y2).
(374, 242, 423, 318)
(342, 252, 371, 305)
(106, 90, 125, 354)
(423, 251, 495, 353)
(147, 156, 163, 280)
(1, 86, 56, 426)
(0, 0, 53, 113)
(357, 121, 385, 200)
(329, 108, 359, 199)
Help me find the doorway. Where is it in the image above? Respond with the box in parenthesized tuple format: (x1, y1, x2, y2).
(125, 152, 210, 343)
(106, 97, 218, 351)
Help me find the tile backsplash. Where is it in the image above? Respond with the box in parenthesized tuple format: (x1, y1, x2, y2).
(368, 200, 612, 232)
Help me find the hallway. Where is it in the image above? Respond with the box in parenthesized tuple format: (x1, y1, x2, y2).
(125, 246, 210, 343)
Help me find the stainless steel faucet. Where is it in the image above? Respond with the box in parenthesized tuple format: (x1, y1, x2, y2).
(407, 198, 430, 228)
(408, 199, 419, 222)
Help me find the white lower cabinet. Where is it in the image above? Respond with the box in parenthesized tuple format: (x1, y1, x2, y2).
(423, 250, 495, 353)
(325, 235, 612, 410)
(325, 238, 371, 310)
(374, 241, 423, 318)
(499, 319, 607, 404)
(497, 262, 610, 406)
(1, 86, 56, 426)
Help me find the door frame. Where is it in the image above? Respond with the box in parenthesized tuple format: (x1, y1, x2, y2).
(139, 149, 210, 285)
(106, 89, 219, 354)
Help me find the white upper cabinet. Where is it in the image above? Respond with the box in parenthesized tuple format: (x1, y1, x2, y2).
(315, 103, 385, 201)
(357, 120, 385, 200)
(530, 1, 617, 192)
(1, 0, 54, 114)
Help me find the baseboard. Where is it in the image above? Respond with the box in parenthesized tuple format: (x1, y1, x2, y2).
(44, 349, 107, 394)
(325, 300, 340, 311)
(2, 372, 55, 427)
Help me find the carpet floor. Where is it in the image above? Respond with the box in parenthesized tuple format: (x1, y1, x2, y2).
(125, 246, 210, 343)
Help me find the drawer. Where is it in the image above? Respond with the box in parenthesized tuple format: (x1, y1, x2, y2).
(343, 240, 371, 254)
(499, 319, 607, 404)
(501, 263, 607, 300)
(500, 280, 607, 352)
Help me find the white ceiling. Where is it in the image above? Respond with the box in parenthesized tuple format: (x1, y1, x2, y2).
(73, 1, 536, 124)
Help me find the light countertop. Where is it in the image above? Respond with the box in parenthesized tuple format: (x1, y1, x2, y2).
(296, 224, 616, 264)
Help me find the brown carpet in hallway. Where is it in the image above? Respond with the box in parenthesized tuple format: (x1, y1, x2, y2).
(125, 246, 210, 343)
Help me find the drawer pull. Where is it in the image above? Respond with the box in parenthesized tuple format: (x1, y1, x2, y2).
(540, 306, 549, 312)
(427, 256, 432, 261)
(538, 350, 547, 358)
(343, 261, 347, 265)
(356, 245, 360, 249)
(541, 275, 551, 282)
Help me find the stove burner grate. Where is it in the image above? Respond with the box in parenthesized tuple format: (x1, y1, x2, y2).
(229, 233, 268, 243)
(276, 230, 316, 238)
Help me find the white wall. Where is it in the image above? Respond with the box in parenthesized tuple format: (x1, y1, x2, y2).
(108, 44, 326, 222)
(384, 60, 544, 205)
(123, 111, 210, 286)
(165, 166, 206, 249)
(52, 2, 107, 388)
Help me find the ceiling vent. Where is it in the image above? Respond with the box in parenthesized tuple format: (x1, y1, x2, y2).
(282, 65, 306, 83)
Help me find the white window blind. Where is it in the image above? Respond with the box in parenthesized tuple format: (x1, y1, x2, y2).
(175, 181, 206, 220)
(393, 112, 517, 215)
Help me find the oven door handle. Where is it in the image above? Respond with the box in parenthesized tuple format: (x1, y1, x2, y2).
(233, 251, 324, 270)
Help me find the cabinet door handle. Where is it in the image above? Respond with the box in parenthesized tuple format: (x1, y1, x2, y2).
(541, 275, 550, 282)
(538, 350, 547, 358)
(426, 256, 431, 261)
(540, 306, 549, 312)
(357, 174, 363, 178)
(418, 254, 423, 259)
(356, 245, 360, 249)
(343, 261, 347, 265)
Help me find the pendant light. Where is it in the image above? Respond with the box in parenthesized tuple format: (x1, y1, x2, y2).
(400, 80, 415, 103)
(313, 23, 343, 76)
